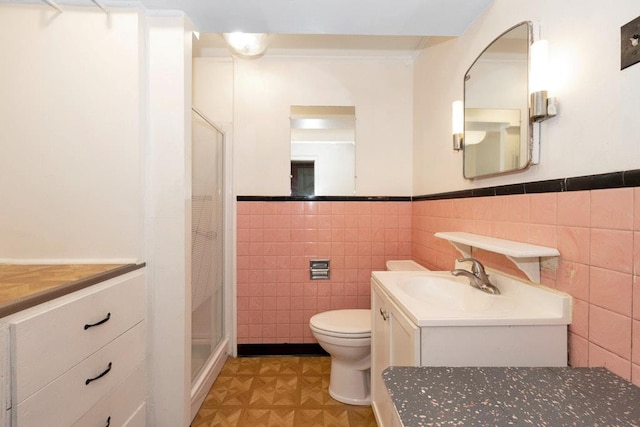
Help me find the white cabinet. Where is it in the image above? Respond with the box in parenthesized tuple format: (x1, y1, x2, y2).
(73, 363, 145, 427)
(1, 268, 145, 426)
(371, 280, 419, 427)
(371, 269, 570, 427)
(1, 327, 9, 427)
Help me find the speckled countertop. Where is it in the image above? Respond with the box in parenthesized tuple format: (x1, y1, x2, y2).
(0, 263, 144, 318)
(383, 366, 640, 426)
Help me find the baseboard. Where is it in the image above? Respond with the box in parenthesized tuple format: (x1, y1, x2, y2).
(237, 343, 328, 357)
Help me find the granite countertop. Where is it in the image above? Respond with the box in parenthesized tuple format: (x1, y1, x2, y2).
(383, 366, 640, 426)
(0, 263, 144, 318)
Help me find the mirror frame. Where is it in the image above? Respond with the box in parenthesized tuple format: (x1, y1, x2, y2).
(462, 21, 533, 180)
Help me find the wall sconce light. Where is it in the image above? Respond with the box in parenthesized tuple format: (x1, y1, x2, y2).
(452, 100, 464, 150)
(529, 40, 557, 122)
(223, 32, 269, 58)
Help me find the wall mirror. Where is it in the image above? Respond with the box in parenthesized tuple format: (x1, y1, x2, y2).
(463, 21, 532, 179)
(290, 106, 356, 196)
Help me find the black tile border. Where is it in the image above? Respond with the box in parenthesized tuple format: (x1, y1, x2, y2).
(237, 343, 328, 357)
(624, 169, 640, 187)
(565, 172, 623, 192)
(414, 169, 639, 201)
(524, 178, 565, 194)
(237, 169, 640, 203)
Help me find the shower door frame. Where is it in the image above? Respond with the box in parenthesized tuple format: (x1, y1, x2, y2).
(190, 107, 235, 421)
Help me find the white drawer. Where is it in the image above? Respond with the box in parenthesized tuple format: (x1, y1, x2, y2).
(73, 363, 144, 427)
(11, 270, 144, 403)
(13, 322, 145, 427)
(0, 327, 9, 412)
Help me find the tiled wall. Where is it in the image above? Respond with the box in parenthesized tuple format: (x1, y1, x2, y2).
(236, 188, 640, 385)
(412, 187, 640, 386)
(236, 201, 412, 344)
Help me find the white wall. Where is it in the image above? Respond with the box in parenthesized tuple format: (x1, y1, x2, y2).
(195, 56, 414, 196)
(413, 0, 640, 195)
(145, 14, 193, 427)
(192, 58, 234, 125)
(0, 5, 144, 261)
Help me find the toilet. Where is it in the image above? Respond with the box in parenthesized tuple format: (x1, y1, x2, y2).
(309, 260, 430, 405)
(310, 309, 371, 405)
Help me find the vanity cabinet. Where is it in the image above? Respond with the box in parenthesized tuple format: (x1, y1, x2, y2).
(371, 280, 419, 427)
(0, 268, 146, 426)
(371, 266, 571, 427)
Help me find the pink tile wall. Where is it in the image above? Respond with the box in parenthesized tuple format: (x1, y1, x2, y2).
(237, 201, 411, 344)
(412, 187, 640, 386)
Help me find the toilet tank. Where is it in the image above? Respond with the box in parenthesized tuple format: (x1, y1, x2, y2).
(385, 260, 429, 271)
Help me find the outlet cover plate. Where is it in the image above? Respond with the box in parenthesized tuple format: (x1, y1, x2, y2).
(621, 15, 640, 70)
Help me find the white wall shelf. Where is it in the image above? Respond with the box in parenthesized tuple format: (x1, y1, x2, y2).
(434, 231, 560, 283)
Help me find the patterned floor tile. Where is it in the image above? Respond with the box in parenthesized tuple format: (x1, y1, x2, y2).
(193, 356, 377, 427)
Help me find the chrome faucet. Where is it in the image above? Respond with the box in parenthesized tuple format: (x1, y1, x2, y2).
(451, 258, 501, 295)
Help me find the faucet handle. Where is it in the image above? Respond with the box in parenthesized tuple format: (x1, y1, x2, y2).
(457, 257, 488, 278)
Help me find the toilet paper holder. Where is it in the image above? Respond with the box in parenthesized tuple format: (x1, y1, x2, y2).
(310, 259, 330, 280)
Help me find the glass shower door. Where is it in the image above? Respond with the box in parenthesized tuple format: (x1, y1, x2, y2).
(191, 109, 224, 381)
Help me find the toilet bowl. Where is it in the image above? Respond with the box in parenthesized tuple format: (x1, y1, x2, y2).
(310, 309, 371, 405)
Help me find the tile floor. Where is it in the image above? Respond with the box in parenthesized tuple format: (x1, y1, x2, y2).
(192, 356, 378, 427)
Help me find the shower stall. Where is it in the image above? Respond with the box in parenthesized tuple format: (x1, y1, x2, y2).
(190, 107, 228, 419)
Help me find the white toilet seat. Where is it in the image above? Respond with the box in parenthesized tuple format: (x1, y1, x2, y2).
(309, 309, 371, 339)
(310, 324, 370, 339)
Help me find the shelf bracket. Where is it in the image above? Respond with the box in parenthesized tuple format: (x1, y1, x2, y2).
(506, 256, 540, 283)
(448, 242, 472, 259)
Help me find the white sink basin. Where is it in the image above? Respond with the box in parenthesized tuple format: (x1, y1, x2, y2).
(396, 275, 515, 314)
(371, 270, 571, 327)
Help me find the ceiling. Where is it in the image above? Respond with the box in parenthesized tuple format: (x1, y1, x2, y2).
(139, 0, 493, 36)
(177, 0, 493, 57)
(8, 0, 494, 56)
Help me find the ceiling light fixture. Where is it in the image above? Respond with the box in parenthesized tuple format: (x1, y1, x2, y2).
(223, 32, 269, 58)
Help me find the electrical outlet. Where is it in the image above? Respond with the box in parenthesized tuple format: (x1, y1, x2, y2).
(621, 15, 640, 70)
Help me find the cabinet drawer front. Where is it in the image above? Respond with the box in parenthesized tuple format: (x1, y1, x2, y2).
(11, 270, 144, 403)
(14, 322, 144, 427)
(123, 403, 146, 427)
(0, 327, 9, 412)
(72, 363, 144, 427)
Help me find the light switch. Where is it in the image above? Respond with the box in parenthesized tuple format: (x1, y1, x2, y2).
(621, 15, 640, 70)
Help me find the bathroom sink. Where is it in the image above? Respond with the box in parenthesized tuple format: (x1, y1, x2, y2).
(395, 275, 515, 314)
(371, 270, 571, 327)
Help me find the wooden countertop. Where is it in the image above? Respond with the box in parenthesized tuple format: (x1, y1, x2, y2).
(0, 263, 145, 318)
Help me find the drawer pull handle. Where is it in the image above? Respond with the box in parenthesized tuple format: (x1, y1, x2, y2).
(106, 416, 111, 427)
(379, 308, 388, 321)
(84, 312, 111, 330)
(85, 362, 112, 385)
